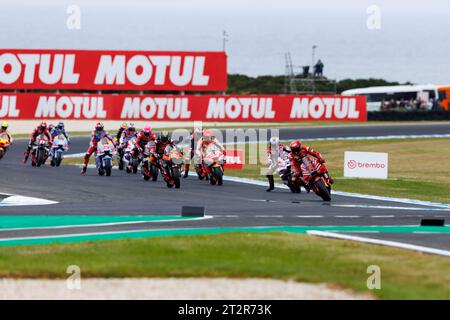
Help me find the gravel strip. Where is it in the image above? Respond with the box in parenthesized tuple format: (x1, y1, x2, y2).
(0, 278, 374, 300)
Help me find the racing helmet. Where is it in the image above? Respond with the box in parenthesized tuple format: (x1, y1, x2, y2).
(269, 136, 280, 148)
(95, 122, 104, 131)
(289, 140, 302, 154)
(120, 122, 128, 129)
(1, 121, 8, 130)
(203, 130, 212, 142)
(128, 123, 136, 133)
(39, 122, 47, 131)
(143, 125, 152, 137)
(57, 122, 64, 130)
(159, 131, 170, 143)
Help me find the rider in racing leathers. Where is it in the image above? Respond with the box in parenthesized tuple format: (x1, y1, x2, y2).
(288, 140, 333, 189)
(81, 122, 115, 174)
(50, 122, 71, 144)
(150, 131, 177, 185)
(115, 122, 128, 144)
(0, 121, 12, 145)
(266, 136, 290, 192)
(23, 122, 53, 163)
(132, 126, 156, 160)
(183, 127, 203, 178)
(119, 123, 138, 170)
(195, 130, 225, 179)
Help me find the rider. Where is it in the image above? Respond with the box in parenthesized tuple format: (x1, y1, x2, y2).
(288, 140, 333, 188)
(195, 130, 225, 178)
(151, 131, 177, 185)
(119, 123, 138, 170)
(115, 122, 128, 144)
(0, 122, 12, 144)
(23, 122, 53, 163)
(80, 122, 115, 174)
(183, 127, 203, 178)
(50, 122, 71, 144)
(266, 136, 290, 192)
(133, 125, 156, 160)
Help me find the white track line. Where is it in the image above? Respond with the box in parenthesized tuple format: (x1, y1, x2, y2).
(307, 230, 450, 257)
(223, 175, 450, 209)
(0, 195, 58, 207)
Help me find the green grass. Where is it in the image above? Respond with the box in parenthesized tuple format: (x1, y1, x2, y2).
(0, 232, 449, 299)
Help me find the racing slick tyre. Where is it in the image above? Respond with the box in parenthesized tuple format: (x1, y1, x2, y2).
(315, 179, 331, 202)
(172, 166, 181, 189)
(132, 161, 138, 174)
(104, 158, 112, 176)
(118, 159, 124, 171)
(213, 166, 223, 186)
(55, 152, 62, 167)
(37, 150, 45, 167)
(151, 165, 158, 181)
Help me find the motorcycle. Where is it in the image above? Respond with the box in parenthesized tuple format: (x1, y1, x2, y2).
(202, 144, 225, 186)
(50, 134, 69, 167)
(161, 144, 184, 188)
(95, 137, 116, 176)
(0, 137, 11, 160)
(31, 134, 50, 167)
(123, 138, 141, 174)
(289, 156, 332, 201)
(141, 141, 159, 181)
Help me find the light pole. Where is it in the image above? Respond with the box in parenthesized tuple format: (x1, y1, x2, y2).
(312, 45, 317, 74)
(222, 30, 229, 52)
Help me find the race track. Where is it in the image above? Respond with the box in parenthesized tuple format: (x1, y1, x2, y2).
(1, 123, 450, 251)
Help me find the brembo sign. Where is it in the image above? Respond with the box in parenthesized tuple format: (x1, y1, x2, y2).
(0, 49, 227, 91)
(344, 151, 388, 179)
(0, 94, 366, 121)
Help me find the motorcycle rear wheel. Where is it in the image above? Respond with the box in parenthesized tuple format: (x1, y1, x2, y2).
(315, 179, 331, 202)
(172, 166, 181, 189)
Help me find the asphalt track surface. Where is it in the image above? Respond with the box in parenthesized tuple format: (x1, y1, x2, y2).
(1, 123, 450, 251)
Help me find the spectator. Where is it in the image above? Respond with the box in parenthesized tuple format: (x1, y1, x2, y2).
(313, 59, 324, 78)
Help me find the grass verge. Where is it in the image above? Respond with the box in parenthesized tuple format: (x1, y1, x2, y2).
(0, 232, 449, 299)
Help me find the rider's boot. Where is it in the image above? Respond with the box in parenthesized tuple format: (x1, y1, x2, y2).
(324, 172, 334, 184)
(23, 149, 30, 163)
(183, 164, 189, 178)
(266, 175, 275, 192)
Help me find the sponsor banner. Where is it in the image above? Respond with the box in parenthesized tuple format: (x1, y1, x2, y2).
(224, 149, 244, 169)
(0, 49, 227, 91)
(0, 93, 366, 121)
(344, 151, 388, 179)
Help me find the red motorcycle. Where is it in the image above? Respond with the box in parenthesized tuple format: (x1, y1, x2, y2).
(289, 155, 332, 201)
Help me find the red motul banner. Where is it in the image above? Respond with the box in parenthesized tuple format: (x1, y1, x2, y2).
(0, 93, 367, 121)
(224, 150, 244, 169)
(0, 49, 227, 91)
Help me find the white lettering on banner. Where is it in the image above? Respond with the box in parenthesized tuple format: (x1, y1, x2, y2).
(120, 97, 191, 119)
(35, 96, 106, 119)
(0, 95, 20, 117)
(94, 55, 210, 87)
(206, 97, 275, 119)
(344, 151, 388, 179)
(0, 53, 80, 85)
(290, 97, 360, 119)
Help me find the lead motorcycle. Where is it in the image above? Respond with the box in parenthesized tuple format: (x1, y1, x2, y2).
(161, 144, 183, 188)
(96, 137, 116, 176)
(31, 134, 50, 167)
(50, 133, 69, 167)
(289, 155, 332, 201)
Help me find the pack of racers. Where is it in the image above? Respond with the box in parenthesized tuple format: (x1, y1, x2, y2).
(7, 121, 334, 196)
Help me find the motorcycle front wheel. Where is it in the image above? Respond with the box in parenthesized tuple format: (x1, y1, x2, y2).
(315, 179, 331, 202)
